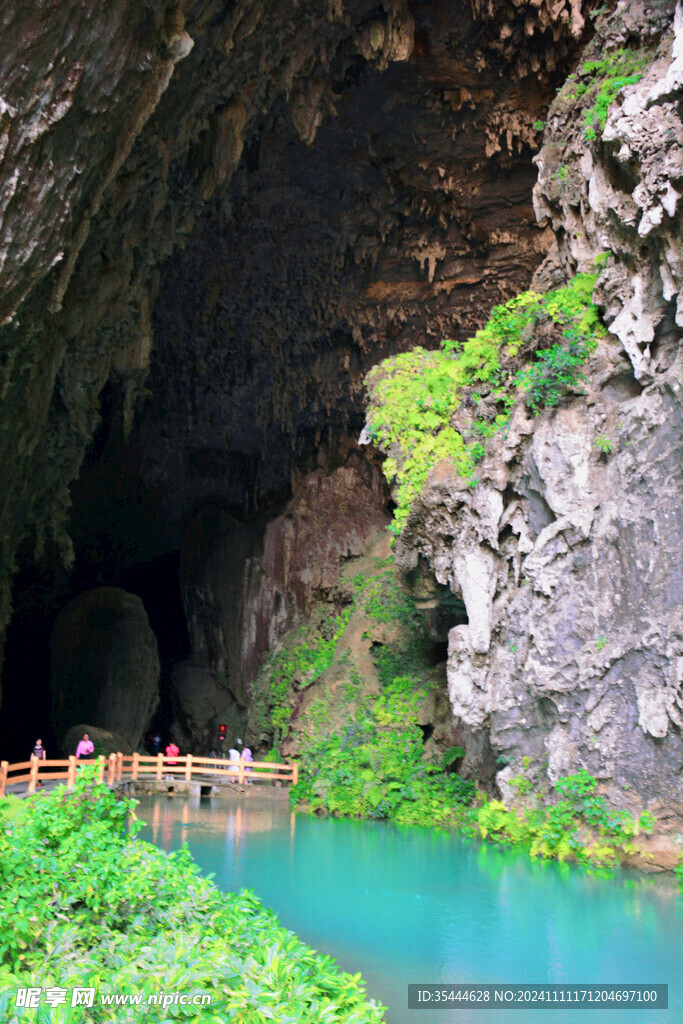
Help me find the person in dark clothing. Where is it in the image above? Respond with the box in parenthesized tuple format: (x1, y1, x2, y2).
(32, 739, 46, 788)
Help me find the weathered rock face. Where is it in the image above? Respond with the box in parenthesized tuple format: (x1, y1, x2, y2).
(51, 587, 160, 749)
(396, 341, 682, 849)
(393, 0, 683, 855)
(178, 450, 390, 735)
(533, 0, 682, 383)
(0, 0, 586, 719)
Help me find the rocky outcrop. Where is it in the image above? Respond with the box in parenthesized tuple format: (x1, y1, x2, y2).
(378, 0, 683, 868)
(178, 451, 389, 729)
(252, 533, 458, 767)
(51, 587, 160, 749)
(395, 334, 682, 858)
(533, 0, 682, 383)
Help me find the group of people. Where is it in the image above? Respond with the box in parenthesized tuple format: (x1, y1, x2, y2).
(31, 733, 94, 761)
(31, 734, 255, 778)
(228, 743, 253, 771)
(147, 733, 180, 761)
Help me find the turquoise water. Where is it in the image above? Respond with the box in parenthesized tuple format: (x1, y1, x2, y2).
(138, 794, 682, 1024)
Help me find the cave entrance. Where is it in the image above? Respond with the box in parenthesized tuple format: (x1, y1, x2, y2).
(121, 553, 191, 749)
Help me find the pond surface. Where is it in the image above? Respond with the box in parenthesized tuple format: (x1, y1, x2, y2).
(138, 793, 681, 1024)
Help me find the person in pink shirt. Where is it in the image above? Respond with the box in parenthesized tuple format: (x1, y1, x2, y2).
(75, 733, 94, 759)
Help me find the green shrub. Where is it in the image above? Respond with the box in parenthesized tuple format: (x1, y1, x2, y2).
(580, 49, 649, 140)
(0, 768, 385, 1023)
(291, 676, 475, 827)
(365, 274, 604, 534)
(594, 436, 612, 455)
(514, 341, 590, 413)
(465, 769, 655, 869)
(675, 859, 683, 892)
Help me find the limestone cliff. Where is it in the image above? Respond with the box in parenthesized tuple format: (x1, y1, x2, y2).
(385, 0, 682, 865)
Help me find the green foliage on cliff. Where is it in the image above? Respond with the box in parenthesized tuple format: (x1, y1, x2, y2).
(250, 554, 431, 745)
(578, 49, 649, 140)
(0, 769, 385, 1023)
(293, 718, 656, 872)
(365, 273, 604, 534)
(250, 607, 351, 741)
(467, 769, 656, 869)
(290, 676, 475, 826)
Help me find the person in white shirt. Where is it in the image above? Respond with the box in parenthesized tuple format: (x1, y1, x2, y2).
(228, 747, 240, 781)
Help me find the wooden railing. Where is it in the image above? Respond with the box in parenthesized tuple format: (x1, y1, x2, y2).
(0, 753, 298, 798)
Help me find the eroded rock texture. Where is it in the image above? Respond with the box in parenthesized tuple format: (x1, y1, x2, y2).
(394, 0, 682, 860)
(51, 587, 160, 750)
(534, 0, 682, 382)
(175, 451, 389, 749)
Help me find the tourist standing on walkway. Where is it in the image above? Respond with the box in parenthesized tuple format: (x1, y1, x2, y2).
(75, 733, 94, 759)
(165, 742, 179, 764)
(228, 746, 240, 781)
(242, 745, 253, 783)
(32, 739, 46, 760)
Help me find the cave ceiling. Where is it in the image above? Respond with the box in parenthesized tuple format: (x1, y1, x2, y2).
(0, 0, 588, 668)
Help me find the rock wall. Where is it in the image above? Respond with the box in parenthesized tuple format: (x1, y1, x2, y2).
(175, 450, 389, 749)
(393, 0, 682, 858)
(533, 0, 682, 381)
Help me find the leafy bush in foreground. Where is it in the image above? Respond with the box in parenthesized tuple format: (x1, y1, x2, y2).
(0, 769, 385, 1023)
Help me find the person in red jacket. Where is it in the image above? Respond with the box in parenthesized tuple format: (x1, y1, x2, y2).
(165, 742, 179, 765)
(164, 741, 179, 781)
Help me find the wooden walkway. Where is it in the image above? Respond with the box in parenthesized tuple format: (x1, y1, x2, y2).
(0, 752, 298, 797)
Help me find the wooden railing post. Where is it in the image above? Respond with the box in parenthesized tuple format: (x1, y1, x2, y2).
(116, 752, 123, 781)
(107, 753, 116, 786)
(185, 754, 192, 782)
(29, 755, 39, 793)
(292, 762, 298, 786)
(0, 761, 8, 798)
(132, 752, 139, 781)
(156, 752, 163, 781)
(67, 756, 76, 788)
(97, 755, 105, 784)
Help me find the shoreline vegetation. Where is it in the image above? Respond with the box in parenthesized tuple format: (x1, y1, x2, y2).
(250, 551, 674, 883)
(0, 768, 386, 1023)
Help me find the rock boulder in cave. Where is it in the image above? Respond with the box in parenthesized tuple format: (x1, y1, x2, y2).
(51, 587, 160, 751)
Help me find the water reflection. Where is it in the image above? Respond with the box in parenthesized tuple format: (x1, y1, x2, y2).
(138, 795, 682, 1024)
